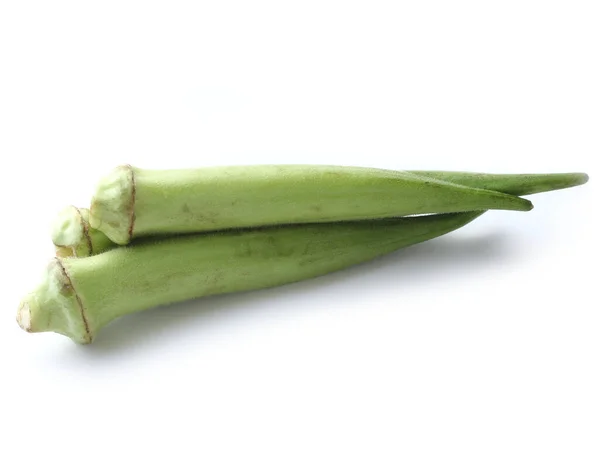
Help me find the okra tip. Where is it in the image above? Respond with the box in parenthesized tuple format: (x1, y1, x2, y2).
(517, 197, 534, 212)
(507, 172, 589, 196)
(574, 172, 590, 186)
(89, 164, 136, 245)
(497, 194, 534, 212)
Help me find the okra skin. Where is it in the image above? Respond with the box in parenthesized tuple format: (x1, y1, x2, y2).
(19, 211, 482, 343)
(90, 165, 530, 244)
(409, 171, 589, 196)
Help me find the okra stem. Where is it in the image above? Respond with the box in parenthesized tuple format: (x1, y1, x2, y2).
(90, 165, 531, 244)
(19, 212, 483, 343)
(51, 206, 115, 257)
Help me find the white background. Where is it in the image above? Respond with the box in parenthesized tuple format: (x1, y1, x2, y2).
(0, 1, 598, 449)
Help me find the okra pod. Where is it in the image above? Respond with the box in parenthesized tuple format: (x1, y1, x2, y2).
(56, 169, 587, 257)
(89, 165, 532, 245)
(19, 211, 482, 343)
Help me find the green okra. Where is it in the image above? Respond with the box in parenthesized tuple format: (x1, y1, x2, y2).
(51, 206, 115, 258)
(408, 171, 589, 196)
(89, 165, 533, 245)
(19, 211, 483, 344)
(58, 169, 587, 257)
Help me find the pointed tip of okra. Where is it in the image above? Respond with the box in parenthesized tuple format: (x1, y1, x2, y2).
(409, 170, 589, 197)
(406, 171, 535, 213)
(573, 172, 590, 186)
(521, 198, 534, 211)
(489, 191, 534, 212)
(512, 172, 590, 195)
(89, 164, 136, 245)
(494, 194, 534, 212)
(474, 189, 534, 213)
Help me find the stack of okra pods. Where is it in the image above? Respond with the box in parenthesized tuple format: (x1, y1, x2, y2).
(17, 164, 588, 344)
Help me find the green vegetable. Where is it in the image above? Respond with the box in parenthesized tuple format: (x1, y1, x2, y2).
(54, 169, 588, 258)
(19, 211, 483, 343)
(51, 206, 115, 258)
(89, 165, 533, 245)
(408, 171, 589, 196)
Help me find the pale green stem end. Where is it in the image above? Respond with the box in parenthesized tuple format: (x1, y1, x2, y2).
(16, 259, 92, 344)
(89, 165, 135, 245)
(51, 206, 115, 257)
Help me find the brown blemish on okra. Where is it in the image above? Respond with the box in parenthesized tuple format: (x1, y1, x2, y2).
(76, 207, 94, 255)
(55, 258, 91, 342)
(127, 164, 137, 242)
